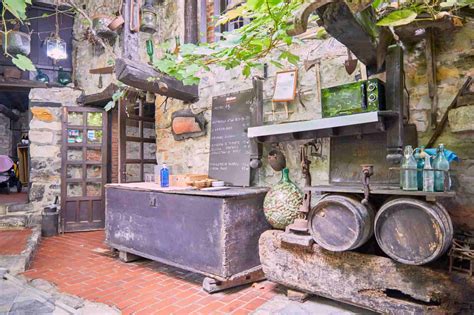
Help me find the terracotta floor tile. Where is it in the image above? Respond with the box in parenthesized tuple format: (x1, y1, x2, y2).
(22, 231, 276, 313)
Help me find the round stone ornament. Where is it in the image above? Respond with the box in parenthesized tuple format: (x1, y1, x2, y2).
(263, 168, 303, 229)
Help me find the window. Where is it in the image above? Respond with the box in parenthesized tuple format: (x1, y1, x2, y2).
(199, 0, 248, 43)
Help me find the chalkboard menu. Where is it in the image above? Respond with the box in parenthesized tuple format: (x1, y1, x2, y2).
(209, 89, 255, 186)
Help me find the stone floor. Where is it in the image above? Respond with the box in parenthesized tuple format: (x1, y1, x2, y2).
(0, 269, 119, 314)
(18, 231, 372, 315)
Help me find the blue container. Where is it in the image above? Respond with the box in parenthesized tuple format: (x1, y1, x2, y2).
(160, 164, 169, 188)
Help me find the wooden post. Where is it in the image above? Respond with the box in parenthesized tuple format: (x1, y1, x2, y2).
(122, 0, 140, 61)
(425, 28, 438, 129)
(184, 0, 199, 44)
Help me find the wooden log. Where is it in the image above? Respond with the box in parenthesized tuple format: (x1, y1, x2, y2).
(115, 58, 199, 103)
(259, 230, 474, 314)
(76, 83, 118, 106)
(0, 104, 19, 121)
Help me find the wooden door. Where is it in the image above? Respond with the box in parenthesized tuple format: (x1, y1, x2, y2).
(119, 99, 157, 183)
(61, 107, 107, 232)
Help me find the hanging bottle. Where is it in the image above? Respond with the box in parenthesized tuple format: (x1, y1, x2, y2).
(434, 144, 450, 192)
(401, 145, 418, 191)
(423, 155, 434, 192)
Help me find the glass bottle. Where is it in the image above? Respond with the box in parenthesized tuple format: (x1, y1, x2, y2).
(401, 145, 417, 191)
(263, 168, 303, 230)
(433, 144, 450, 192)
(423, 155, 434, 192)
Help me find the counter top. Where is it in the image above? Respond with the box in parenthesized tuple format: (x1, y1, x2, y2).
(106, 182, 269, 197)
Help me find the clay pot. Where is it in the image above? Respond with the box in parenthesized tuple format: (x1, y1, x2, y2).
(268, 149, 286, 172)
(92, 14, 117, 40)
(108, 15, 125, 31)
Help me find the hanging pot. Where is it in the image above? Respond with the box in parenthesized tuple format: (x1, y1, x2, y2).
(108, 15, 125, 31)
(5, 31, 31, 56)
(92, 14, 117, 40)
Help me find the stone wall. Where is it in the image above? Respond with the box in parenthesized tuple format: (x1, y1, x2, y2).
(0, 113, 11, 156)
(28, 87, 82, 214)
(70, 1, 474, 231)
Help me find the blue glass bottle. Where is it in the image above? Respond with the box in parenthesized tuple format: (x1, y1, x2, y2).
(160, 163, 169, 188)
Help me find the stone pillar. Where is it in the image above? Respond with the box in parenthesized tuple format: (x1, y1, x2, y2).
(28, 87, 82, 214)
(0, 113, 12, 156)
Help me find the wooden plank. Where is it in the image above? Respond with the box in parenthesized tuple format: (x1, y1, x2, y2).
(260, 230, 474, 314)
(0, 104, 19, 121)
(89, 66, 114, 74)
(305, 185, 456, 198)
(115, 57, 199, 102)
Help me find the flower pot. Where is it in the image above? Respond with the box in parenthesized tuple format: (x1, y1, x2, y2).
(5, 31, 31, 56)
(108, 15, 125, 31)
(92, 14, 117, 40)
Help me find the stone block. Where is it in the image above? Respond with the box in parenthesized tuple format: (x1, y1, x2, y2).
(29, 130, 54, 145)
(30, 108, 55, 122)
(30, 144, 60, 159)
(449, 105, 474, 133)
(29, 120, 61, 131)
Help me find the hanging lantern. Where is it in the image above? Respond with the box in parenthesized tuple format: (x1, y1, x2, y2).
(140, 0, 157, 34)
(46, 37, 67, 60)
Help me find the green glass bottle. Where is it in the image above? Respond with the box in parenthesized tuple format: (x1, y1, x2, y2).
(35, 69, 50, 83)
(433, 144, 450, 192)
(263, 168, 303, 230)
(57, 67, 72, 86)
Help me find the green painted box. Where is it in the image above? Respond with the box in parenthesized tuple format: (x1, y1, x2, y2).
(321, 79, 385, 118)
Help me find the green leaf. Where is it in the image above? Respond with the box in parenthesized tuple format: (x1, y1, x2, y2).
(247, 0, 264, 10)
(104, 101, 115, 112)
(242, 64, 251, 77)
(376, 9, 417, 27)
(3, 0, 28, 20)
(279, 51, 300, 65)
(270, 60, 284, 68)
(11, 55, 35, 71)
(315, 28, 328, 40)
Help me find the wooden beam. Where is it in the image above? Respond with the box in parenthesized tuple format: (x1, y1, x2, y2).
(77, 83, 118, 106)
(0, 104, 19, 121)
(184, 0, 199, 44)
(115, 58, 199, 103)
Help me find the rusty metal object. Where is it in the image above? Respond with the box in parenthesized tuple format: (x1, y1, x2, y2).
(344, 48, 358, 75)
(449, 234, 474, 277)
(287, 0, 334, 36)
(268, 149, 286, 172)
(360, 164, 373, 205)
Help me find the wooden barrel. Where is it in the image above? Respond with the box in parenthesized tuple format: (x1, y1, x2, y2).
(374, 198, 453, 265)
(308, 194, 374, 251)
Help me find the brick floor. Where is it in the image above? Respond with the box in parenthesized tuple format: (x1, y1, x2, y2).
(0, 228, 32, 255)
(23, 231, 281, 314)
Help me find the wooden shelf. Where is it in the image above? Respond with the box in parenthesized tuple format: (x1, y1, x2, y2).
(305, 185, 456, 201)
(247, 111, 398, 142)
